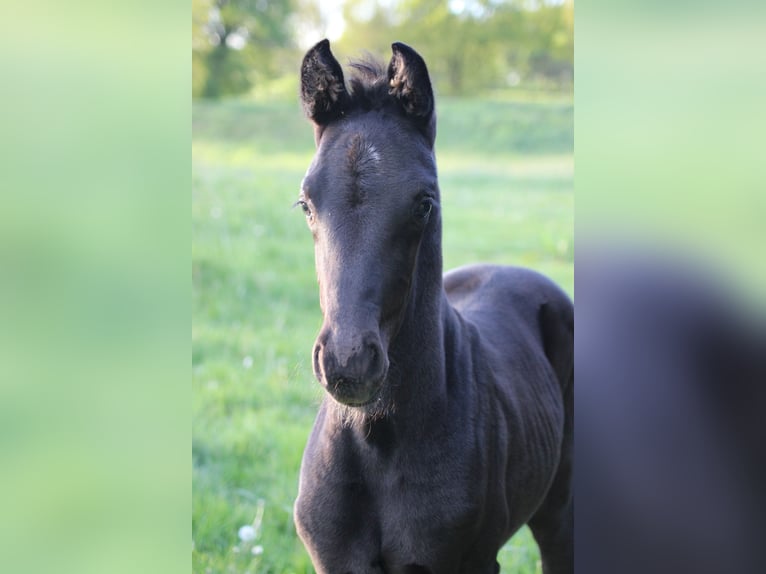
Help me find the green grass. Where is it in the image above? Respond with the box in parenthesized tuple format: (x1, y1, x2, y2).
(192, 97, 572, 573)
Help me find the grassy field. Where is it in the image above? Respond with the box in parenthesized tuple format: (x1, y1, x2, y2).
(192, 97, 573, 573)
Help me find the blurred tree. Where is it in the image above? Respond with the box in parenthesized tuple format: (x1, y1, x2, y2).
(336, 0, 400, 59)
(191, 0, 573, 99)
(335, 0, 572, 97)
(501, 0, 573, 86)
(192, 0, 296, 98)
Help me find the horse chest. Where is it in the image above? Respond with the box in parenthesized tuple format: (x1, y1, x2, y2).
(375, 453, 475, 516)
(297, 431, 479, 570)
(353, 449, 477, 568)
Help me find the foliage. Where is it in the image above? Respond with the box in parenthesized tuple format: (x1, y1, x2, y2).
(192, 0, 573, 99)
(337, 0, 573, 95)
(192, 95, 572, 572)
(192, 0, 297, 98)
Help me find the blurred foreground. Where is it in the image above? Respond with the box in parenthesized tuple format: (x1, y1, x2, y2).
(576, 246, 765, 574)
(575, 2, 766, 572)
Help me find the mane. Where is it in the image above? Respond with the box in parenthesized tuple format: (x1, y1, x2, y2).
(346, 57, 394, 111)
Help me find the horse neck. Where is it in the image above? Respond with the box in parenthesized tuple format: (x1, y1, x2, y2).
(384, 221, 452, 422)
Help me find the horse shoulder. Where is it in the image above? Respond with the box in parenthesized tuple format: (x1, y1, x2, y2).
(444, 264, 573, 389)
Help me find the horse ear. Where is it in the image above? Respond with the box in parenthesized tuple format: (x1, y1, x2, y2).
(387, 42, 435, 139)
(300, 39, 350, 126)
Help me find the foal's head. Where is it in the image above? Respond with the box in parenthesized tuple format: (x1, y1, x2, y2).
(297, 40, 440, 413)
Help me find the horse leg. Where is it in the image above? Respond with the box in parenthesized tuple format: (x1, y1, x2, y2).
(528, 380, 573, 574)
(529, 497, 572, 574)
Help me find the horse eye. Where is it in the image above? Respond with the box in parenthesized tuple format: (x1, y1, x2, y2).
(296, 200, 312, 218)
(414, 199, 432, 220)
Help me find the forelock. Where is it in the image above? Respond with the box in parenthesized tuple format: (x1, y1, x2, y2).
(347, 56, 393, 111)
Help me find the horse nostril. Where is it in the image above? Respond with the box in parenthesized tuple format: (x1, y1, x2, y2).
(364, 338, 386, 374)
(313, 344, 322, 380)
